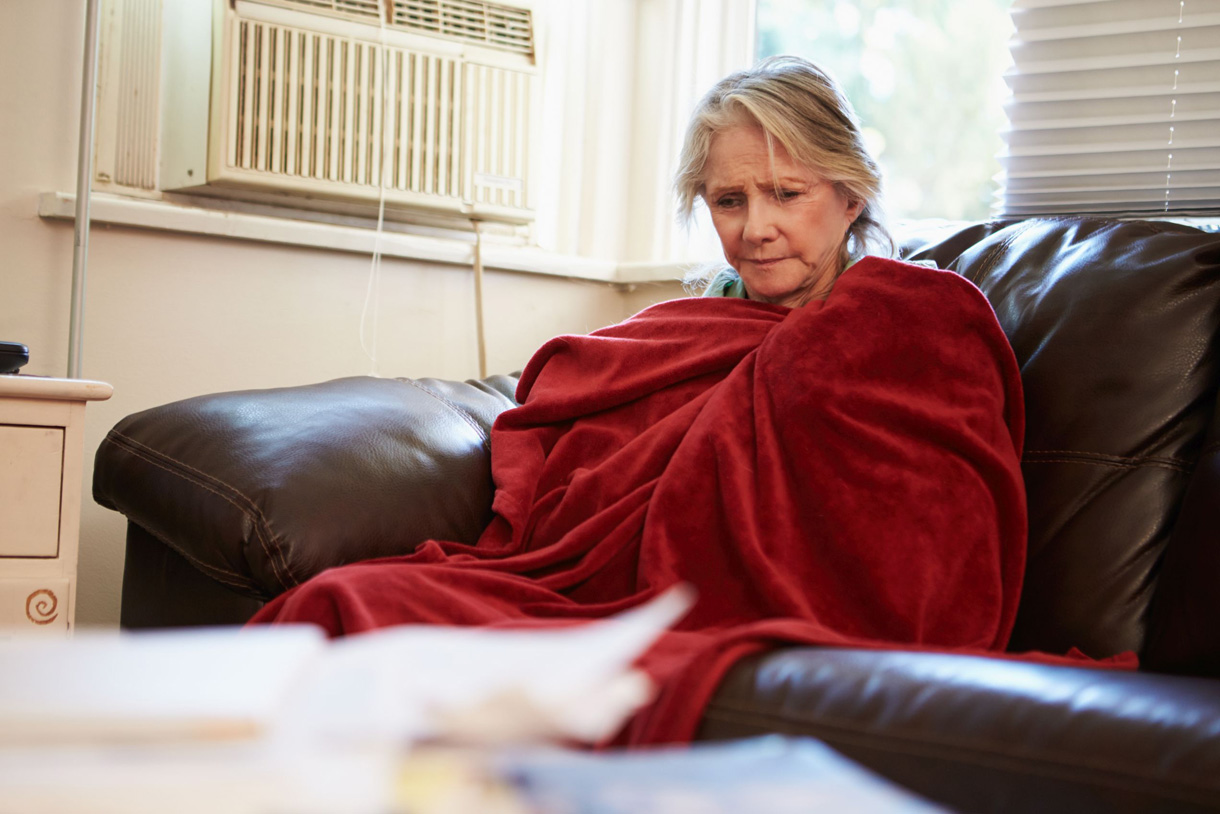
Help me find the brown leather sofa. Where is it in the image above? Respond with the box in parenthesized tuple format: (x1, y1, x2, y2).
(94, 218, 1220, 813)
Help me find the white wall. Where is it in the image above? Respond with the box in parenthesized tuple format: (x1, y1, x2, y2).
(0, 0, 668, 627)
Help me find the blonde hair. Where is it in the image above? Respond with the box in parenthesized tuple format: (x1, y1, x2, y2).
(676, 56, 893, 294)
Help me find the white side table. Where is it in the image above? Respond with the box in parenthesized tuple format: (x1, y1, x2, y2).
(0, 376, 113, 634)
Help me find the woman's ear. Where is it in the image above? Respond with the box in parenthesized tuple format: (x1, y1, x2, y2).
(847, 198, 864, 223)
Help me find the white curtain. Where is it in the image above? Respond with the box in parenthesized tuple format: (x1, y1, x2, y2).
(999, 0, 1220, 217)
(533, 0, 755, 262)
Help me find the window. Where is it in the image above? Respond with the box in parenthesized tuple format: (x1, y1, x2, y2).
(999, 0, 1220, 220)
(756, 0, 1013, 221)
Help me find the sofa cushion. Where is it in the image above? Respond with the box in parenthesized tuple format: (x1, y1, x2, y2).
(902, 219, 1220, 662)
(698, 647, 1220, 813)
(94, 375, 519, 600)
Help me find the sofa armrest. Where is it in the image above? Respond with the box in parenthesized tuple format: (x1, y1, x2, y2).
(93, 375, 519, 600)
(698, 648, 1220, 813)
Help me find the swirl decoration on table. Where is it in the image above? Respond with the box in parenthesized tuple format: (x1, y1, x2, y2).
(25, 589, 59, 625)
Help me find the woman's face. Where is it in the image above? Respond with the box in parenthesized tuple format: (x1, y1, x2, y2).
(703, 125, 862, 307)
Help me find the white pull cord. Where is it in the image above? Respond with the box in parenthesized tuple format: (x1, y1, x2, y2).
(359, 10, 489, 379)
(359, 9, 392, 377)
(359, 193, 387, 377)
(472, 220, 488, 379)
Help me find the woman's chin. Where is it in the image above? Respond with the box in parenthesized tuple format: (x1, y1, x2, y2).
(741, 281, 805, 307)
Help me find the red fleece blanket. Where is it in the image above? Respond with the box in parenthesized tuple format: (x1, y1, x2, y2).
(251, 257, 1028, 743)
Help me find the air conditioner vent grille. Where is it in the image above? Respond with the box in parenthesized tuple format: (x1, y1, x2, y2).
(251, 0, 384, 24)
(223, 18, 531, 215)
(391, 1, 534, 57)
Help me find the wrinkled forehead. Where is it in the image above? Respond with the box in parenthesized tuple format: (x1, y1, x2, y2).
(702, 121, 818, 194)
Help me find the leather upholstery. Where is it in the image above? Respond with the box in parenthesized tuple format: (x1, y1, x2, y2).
(1145, 391, 1220, 677)
(93, 217, 1220, 812)
(95, 375, 518, 602)
(901, 219, 1220, 664)
(698, 648, 1220, 813)
(120, 523, 264, 626)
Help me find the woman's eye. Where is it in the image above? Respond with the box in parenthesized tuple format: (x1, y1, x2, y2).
(779, 189, 801, 200)
(715, 196, 742, 209)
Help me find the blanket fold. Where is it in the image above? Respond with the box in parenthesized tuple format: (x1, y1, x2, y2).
(251, 257, 1027, 743)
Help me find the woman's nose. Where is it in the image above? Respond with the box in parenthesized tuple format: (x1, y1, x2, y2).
(742, 201, 779, 244)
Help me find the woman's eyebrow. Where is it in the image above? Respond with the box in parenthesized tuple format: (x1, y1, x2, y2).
(706, 175, 813, 196)
(704, 182, 742, 196)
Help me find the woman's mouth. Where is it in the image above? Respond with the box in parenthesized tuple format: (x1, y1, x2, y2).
(748, 257, 786, 269)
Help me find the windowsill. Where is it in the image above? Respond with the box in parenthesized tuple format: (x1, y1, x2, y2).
(37, 192, 693, 285)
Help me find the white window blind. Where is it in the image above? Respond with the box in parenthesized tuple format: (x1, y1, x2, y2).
(1000, 0, 1220, 217)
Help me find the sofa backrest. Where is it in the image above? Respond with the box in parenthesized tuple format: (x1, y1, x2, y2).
(901, 218, 1220, 675)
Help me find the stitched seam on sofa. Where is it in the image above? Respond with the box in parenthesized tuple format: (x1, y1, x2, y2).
(1024, 215, 1158, 232)
(1023, 455, 1192, 474)
(402, 379, 492, 450)
(105, 433, 295, 591)
(965, 215, 1150, 287)
(700, 705, 1220, 801)
(1024, 449, 1194, 472)
(704, 697, 1216, 782)
(104, 431, 298, 591)
(706, 711, 1220, 807)
(128, 519, 264, 595)
(1025, 448, 1192, 464)
(101, 436, 261, 589)
(1030, 217, 1160, 236)
(968, 219, 1041, 287)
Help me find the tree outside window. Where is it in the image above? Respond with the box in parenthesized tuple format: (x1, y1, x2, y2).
(757, 0, 1013, 222)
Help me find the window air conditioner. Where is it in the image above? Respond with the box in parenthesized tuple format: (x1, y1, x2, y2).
(94, 0, 539, 225)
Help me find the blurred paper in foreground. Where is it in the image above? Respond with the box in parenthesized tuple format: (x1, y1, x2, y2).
(279, 583, 694, 746)
(0, 584, 694, 749)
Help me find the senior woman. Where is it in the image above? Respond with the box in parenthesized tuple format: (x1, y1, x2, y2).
(681, 56, 891, 307)
(251, 57, 1027, 745)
